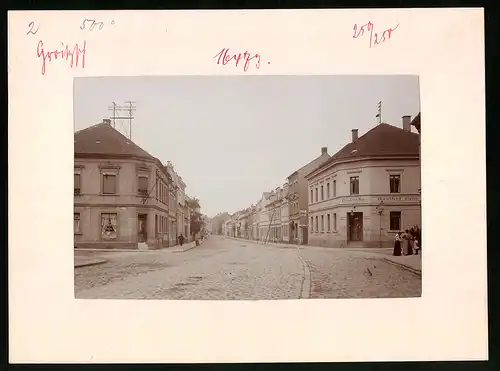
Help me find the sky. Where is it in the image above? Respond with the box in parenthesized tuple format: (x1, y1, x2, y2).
(74, 75, 420, 218)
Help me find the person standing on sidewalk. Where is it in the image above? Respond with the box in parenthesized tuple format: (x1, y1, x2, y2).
(393, 232, 402, 256)
(178, 234, 185, 247)
(402, 229, 413, 255)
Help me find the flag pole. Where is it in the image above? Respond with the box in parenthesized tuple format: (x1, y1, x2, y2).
(376, 101, 382, 124)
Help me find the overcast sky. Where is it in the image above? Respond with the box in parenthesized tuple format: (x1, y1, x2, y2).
(74, 75, 420, 218)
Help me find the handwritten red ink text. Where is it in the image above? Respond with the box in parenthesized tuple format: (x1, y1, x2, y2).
(353, 22, 399, 48)
(37, 40, 87, 76)
(214, 48, 261, 72)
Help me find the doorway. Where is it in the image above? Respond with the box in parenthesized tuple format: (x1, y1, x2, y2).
(347, 212, 363, 242)
(138, 214, 148, 243)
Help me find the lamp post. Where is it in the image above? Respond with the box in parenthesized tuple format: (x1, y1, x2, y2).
(375, 201, 384, 248)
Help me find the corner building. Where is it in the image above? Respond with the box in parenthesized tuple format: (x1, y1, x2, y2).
(306, 115, 421, 249)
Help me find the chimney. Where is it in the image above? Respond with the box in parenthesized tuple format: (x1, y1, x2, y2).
(321, 146, 328, 155)
(103, 118, 111, 125)
(351, 129, 358, 142)
(402, 115, 411, 132)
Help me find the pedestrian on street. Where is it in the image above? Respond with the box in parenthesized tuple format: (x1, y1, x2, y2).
(393, 232, 402, 256)
(178, 234, 185, 246)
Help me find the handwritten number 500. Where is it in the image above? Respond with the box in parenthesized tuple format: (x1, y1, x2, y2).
(26, 21, 39, 35)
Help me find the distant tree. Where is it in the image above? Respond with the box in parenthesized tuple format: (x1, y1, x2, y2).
(187, 197, 201, 210)
(190, 211, 204, 237)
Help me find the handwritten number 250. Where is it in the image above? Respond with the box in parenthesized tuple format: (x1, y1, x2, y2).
(26, 21, 39, 35)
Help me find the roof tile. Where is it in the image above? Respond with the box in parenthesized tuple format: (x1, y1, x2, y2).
(307, 123, 420, 178)
(74, 122, 155, 159)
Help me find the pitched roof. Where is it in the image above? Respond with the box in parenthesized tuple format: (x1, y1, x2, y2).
(411, 112, 421, 132)
(306, 123, 420, 179)
(75, 122, 155, 160)
(287, 152, 330, 180)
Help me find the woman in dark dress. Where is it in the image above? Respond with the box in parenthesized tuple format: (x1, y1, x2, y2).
(393, 232, 402, 256)
(403, 229, 414, 255)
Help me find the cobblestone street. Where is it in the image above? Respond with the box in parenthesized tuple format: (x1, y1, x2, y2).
(75, 236, 421, 299)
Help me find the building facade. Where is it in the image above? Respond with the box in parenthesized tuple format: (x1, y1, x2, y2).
(287, 147, 331, 245)
(74, 120, 173, 250)
(306, 116, 421, 249)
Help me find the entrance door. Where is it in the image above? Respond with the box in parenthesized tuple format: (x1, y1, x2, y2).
(302, 226, 308, 245)
(138, 214, 147, 242)
(348, 212, 363, 242)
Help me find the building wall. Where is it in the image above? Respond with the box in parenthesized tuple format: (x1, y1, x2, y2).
(307, 158, 421, 248)
(287, 151, 331, 245)
(74, 157, 170, 249)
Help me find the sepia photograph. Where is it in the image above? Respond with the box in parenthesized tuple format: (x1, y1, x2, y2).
(73, 75, 422, 300)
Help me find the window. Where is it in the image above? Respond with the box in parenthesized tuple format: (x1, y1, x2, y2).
(320, 186, 324, 201)
(333, 180, 337, 197)
(101, 213, 117, 240)
(315, 188, 318, 202)
(138, 176, 148, 195)
(327, 214, 331, 232)
(350, 176, 359, 195)
(390, 211, 402, 231)
(310, 216, 313, 229)
(74, 213, 81, 234)
(390, 175, 401, 193)
(102, 174, 117, 194)
(326, 183, 330, 199)
(315, 216, 318, 232)
(310, 189, 313, 203)
(321, 215, 324, 232)
(333, 213, 337, 231)
(74, 173, 81, 195)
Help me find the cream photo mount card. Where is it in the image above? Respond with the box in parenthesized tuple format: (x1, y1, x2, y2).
(8, 9, 486, 363)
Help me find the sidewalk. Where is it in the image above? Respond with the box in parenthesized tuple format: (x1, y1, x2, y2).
(168, 238, 205, 253)
(226, 236, 422, 274)
(382, 254, 422, 275)
(74, 255, 107, 268)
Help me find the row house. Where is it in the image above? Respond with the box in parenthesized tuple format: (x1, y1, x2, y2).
(256, 191, 274, 242)
(166, 162, 189, 243)
(305, 115, 421, 249)
(263, 185, 289, 243)
(74, 120, 177, 250)
(286, 147, 331, 245)
(211, 212, 231, 235)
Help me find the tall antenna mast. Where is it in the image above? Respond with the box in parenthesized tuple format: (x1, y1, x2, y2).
(107, 101, 118, 128)
(124, 101, 136, 140)
(107, 101, 136, 139)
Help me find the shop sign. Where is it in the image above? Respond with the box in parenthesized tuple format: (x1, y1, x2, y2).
(375, 195, 420, 202)
(341, 196, 366, 203)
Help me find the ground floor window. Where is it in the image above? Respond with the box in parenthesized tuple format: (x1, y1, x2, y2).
(74, 213, 81, 234)
(101, 213, 117, 240)
(390, 211, 402, 231)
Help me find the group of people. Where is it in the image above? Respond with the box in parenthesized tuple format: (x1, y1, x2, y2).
(393, 225, 421, 256)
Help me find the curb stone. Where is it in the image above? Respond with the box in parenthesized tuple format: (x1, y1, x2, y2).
(74, 260, 107, 268)
(170, 239, 206, 253)
(382, 258, 421, 277)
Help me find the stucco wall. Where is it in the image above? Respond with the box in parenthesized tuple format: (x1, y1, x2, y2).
(307, 158, 421, 248)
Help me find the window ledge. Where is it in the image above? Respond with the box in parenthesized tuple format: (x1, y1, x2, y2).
(74, 232, 82, 235)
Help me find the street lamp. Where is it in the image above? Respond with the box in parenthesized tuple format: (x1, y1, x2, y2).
(376, 201, 385, 248)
